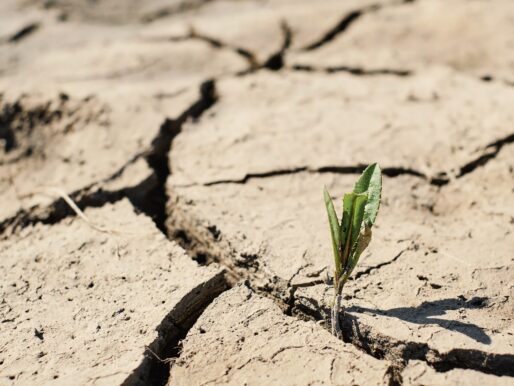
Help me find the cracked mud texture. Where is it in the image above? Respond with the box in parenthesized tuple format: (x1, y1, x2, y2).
(0, 91, 163, 226)
(169, 284, 391, 385)
(0, 200, 225, 385)
(143, 0, 395, 67)
(1, 0, 514, 384)
(0, 0, 242, 230)
(166, 69, 514, 382)
(288, 0, 514, 82)
(169, 70, 514, 185)
(168, 152, 513, 367)
(0, 0, 230, 230)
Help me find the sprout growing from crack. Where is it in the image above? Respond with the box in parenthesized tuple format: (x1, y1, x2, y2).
(323, 163, 382, 338)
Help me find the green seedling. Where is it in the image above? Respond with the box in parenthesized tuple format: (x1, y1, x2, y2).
(323, 163, 382, 337)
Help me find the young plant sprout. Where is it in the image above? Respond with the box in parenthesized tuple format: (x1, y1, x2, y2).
(323, 163, 382, 337)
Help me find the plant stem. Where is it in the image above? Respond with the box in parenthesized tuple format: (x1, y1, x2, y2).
(331, 293, 343, 338)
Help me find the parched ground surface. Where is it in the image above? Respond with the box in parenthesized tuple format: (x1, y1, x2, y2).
(0, 0, 513, 385)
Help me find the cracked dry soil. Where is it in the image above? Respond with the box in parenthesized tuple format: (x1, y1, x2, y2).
(0, 0, 513, 385)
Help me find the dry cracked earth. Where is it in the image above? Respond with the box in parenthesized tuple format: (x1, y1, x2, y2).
(0, 0, 513, 385)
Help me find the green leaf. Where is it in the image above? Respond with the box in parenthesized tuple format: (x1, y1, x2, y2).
(323, 187, 342, 276)
(353, 163, 382, 226)
(340, 192, 355, 252)
(343, 226, 372, 284)
(340, 192, 367, 273)
(350, 226, 372, 275)
(350, 194, 368, 250)
(340, 192, 356, 271)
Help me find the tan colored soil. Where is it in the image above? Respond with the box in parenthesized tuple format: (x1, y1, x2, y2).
(0, 200, 225, 385)
(169, 284, 390, 385)
(1, 0, 513, 384)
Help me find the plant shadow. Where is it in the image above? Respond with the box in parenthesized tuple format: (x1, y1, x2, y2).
(347, 296, 492, 344)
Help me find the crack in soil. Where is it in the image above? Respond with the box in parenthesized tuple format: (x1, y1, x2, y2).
(6, 22, 40, 44)
(337, 312, 514, 379)
(2, 76, 511, 384)
(288, 64, 412, 77)
(151, 30, 259, 72)
(301, 4, 380, 51)
(202, 166, 308, 186)
(262, 20, 292, 72)
(146, 19, 414, 80)
(189, 164, 436, 187)
(145, 79, 218, 235)
(291, 284, 514, 382)
(176, 137, 514, 189)
(317, 165, 427, 179)
(0, 78, 218, 239)
(285, 245, 414, 321)
(300, 0, 416, 52)
(166, 202, 514, 382)
(352, 249, 408, 281)
(146, 18, 294, 75)
(140, 0, 216, 23)
(0, 81, 222, 386)
(145, 18, 295, 75)
(148, 16, 417, 86)
(288, 253, 514, 381)
(122, 271, 230, 386)
(456, 132, 514, 179)
(3, 1, 513, 384)
(0, 165, 156, 239)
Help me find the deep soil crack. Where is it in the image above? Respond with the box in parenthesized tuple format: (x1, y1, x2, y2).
(122, 272, 230, 386)
(338, 313, 514, 378)
(0, 80, 218, 238)
(290, 288, 514, 380)
(0, 167, 155, 239)
(166, 200, 514, 382)
(262, 20, 293, 71)
(4, 1, 512, 384)
(145, 79, 218, 235)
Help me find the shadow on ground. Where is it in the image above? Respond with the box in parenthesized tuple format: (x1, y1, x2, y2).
(348, 296, 491, 344)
